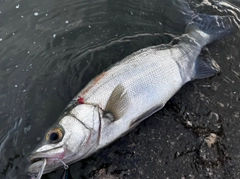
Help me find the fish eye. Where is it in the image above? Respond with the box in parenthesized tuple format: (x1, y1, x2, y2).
(46, 128, 63, 143)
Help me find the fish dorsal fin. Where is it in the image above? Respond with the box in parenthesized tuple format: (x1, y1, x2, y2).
(192, 56, 220, 80)
(105, 84, 129, 120)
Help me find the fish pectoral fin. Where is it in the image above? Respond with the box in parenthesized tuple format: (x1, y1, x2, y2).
(192, 55, 220, 80)
(104, 84, 129, 120)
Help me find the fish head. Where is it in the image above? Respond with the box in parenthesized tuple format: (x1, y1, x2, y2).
(27, 104, 101, 176)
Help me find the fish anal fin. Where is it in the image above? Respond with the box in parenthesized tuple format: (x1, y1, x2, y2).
(105, 84, 129, 121)
(193, 55, 220, 80)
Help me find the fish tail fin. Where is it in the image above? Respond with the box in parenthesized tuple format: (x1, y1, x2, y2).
(186, 14, 235, 45)
(172, 0, 236, 45)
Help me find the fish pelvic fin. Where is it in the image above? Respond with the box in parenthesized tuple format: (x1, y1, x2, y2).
(192, 55, 220, 80)
(105, 84, 129, 120)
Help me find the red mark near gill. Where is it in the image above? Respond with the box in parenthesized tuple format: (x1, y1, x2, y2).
(77, 97, 84, 104)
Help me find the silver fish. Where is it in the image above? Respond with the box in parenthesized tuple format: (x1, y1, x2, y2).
(27, 1, 235, 177)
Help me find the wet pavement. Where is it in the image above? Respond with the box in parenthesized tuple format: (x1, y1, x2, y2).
(0, 0, 240, 178)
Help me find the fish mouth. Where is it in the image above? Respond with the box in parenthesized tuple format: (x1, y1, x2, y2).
(29, 146, 65, 162)
(27, 146, 65, 174)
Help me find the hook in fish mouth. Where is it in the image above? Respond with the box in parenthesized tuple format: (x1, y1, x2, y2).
(27, 158, 47, 179)
(27, 158, 48, 176)
(27, 158, 66, 177)
(29, 158, 68, 179)
(27, 146, 66, 175)
(33, 158, 47, 179)
(28, 146, 65, 163)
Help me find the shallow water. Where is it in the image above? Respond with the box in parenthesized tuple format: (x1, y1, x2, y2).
(0, 0, 240, 178)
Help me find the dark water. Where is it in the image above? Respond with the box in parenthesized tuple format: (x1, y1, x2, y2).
(1, 0, 240, 178)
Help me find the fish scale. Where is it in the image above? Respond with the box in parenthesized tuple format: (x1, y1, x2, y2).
(77, 46, 184, 109)
(92, 47, 185, 148)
